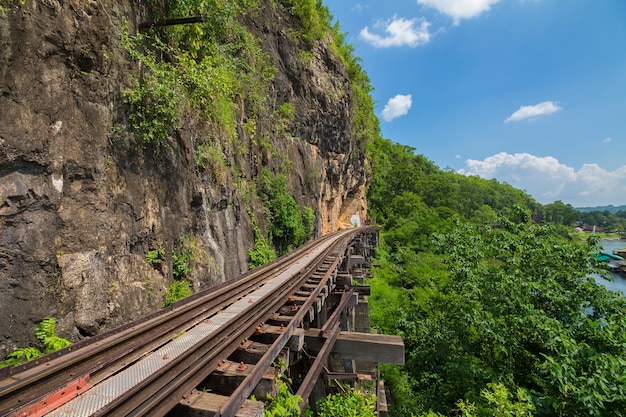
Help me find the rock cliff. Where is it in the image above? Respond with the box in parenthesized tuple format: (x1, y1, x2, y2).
(0, 0, 369, 357)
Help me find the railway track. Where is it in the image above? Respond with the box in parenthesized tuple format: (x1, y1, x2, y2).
(0, 227, 379, 417)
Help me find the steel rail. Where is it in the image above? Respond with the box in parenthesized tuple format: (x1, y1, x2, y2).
(117, 229, 357, 417)
(0, 231, 344, 416)
(5, 228, 368, 417)
(216, 236, 348, 417)
(319, 288, 354, 336)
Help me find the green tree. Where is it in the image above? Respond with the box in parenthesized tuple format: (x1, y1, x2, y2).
(259, 168, 314, 253)
(543, 200, 578, 225)
(375, 212, 626, 415)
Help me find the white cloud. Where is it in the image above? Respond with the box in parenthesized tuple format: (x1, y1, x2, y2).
(417, 0, 501, 24)
(602, 137, 612, 143)
(360, 16, 431, 48)
(382, 94, 413, 122)
(504, 101, 562, 123)
(459, 152, 626, 206)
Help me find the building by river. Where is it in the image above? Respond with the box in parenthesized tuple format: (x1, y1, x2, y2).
(595, 240, 626, 295)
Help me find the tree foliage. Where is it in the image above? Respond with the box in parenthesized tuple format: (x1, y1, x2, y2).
(366, 138, 626, 416)
(121, 0, 274, 146)
(578, 208, 626, 233)
(259, 168, 315, 254)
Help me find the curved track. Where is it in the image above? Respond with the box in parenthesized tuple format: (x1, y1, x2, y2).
(0, 227, 377, 417)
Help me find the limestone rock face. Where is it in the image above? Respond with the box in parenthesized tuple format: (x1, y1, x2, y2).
(0, 1, 369, 356)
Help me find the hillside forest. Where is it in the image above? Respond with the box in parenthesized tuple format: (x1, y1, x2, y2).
(366, 137, 626, 416)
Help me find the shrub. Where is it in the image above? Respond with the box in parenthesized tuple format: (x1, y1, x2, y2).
(259, 168, 315, 253)
(163, 280, 192, 308)
(260, 362, 303, 417)
(1, 317, 71, 368)
(317, 385, 376, 417)
(146, 248, 165, 266)
(172, 234, 204, 278)
(248, 223, 277, 269)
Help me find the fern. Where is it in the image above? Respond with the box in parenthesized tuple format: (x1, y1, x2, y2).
(1, 347, 43, 367)
(1, 317, 70, 368)
(35, 317, 56, 341)
(35, 317, 71, 353)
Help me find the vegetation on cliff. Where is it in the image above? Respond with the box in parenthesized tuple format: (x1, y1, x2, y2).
(120, 0, 377, 260)
(1, 318, 70, 367)
(0, 0, 374, 361)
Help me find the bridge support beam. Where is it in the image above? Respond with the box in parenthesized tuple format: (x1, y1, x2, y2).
(304, 330, 405, 365)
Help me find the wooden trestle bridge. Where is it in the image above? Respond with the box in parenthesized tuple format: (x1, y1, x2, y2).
(0, 227, 403, 417)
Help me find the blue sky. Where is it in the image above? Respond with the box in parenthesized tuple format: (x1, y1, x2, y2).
(322, 0, 626, 207)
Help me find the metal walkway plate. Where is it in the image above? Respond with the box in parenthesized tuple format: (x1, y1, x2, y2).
(45, 236, 338, 416)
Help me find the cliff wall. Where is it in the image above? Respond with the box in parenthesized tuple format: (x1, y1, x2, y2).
(0, 0, 368, 357)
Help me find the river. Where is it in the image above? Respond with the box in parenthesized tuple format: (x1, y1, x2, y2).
(594, 239, 626, 295)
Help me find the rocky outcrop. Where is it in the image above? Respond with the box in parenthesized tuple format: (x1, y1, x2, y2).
(0, 1, 368, 357)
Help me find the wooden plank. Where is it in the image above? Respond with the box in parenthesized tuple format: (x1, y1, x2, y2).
(320, 289, 354, 335)
(200, 361, 277, 399)
(334, 332, 404, 365)
(175, 390, 263, 417)
(349, 255, 365, 267)
(305, 331, 404, 365)
(350, 285, 371, 296)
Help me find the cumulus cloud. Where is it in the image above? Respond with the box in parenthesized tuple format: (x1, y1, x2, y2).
(602, 137, 612, 143)
(504, 101, 562, 123)
(382, 94, 413, 122)
(360, 16, 431, 48)
(459, 152, 626, 206)
(417, 0, 501, 24)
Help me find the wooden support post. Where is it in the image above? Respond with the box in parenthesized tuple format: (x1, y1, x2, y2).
(378, 379, 388, 417)
(296, 322, 341, 413)
(320, 289, 355, 336)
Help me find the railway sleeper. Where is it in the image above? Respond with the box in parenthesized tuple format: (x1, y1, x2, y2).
(248, 325, 305, 353)
(267, 314, 297, 327)
(230, 343, 291, 366)
(299, 283, 319, 291)
(171, 390, 264, 417)
(198, 360, 278, 399)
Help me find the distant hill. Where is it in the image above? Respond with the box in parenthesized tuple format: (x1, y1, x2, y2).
(575, 205, 626, 213)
